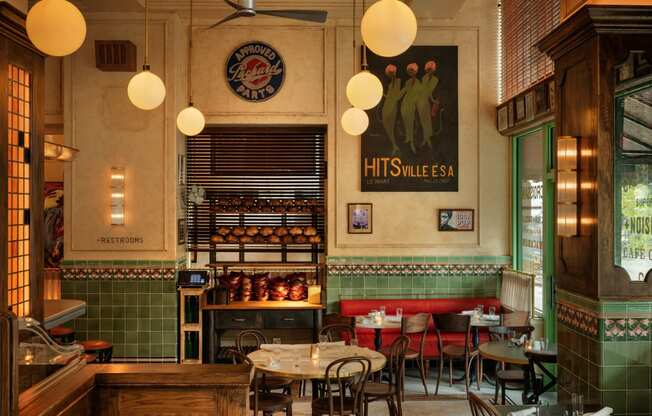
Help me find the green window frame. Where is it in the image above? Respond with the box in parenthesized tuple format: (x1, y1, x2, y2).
(512, 122, 556, 340)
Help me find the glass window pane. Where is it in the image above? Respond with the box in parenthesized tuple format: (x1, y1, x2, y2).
(519, 129, 544, 313)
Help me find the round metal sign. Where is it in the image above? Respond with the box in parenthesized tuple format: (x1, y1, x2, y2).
(225, 41, 285, 102)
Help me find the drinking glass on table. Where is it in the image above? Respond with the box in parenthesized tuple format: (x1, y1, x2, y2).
(396, 307, 403, 319)
(488, 306, 496, 317)
(571, 393, 584, 416)
(318, 335, 329, 344)
(273, 337, 282, 345)
(350, 338, 359, 347)
(380, 305, 386, 317)
(476, 304, 484, 314)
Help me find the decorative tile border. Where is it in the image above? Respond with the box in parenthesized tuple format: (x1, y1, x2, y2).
(327, 263, 505, 277)
(557, 289, 652, 319)
(326, 255, 511, 265)
(62, 267, 176, 280)
(557, 300, 600, 338)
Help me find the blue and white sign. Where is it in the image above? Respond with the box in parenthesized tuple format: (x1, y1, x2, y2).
(226, 41, 285, 102)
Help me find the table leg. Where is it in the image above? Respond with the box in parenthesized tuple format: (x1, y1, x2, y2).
(312, 379, 319, 399)
(374, 328, 382, 351)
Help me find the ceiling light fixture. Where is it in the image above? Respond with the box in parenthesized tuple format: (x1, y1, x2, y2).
(346, 0, 383, 110)
(361, 0, 417, 58)
(177, 0, 206, 136)
(26, 0, 86, 57)
(128, 0, 166, 110)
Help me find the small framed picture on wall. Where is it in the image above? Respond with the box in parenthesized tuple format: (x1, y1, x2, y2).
(438, 209, 474, 232)
(348, 203, 372, 234)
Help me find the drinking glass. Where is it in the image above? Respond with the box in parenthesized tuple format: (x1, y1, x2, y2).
(572, 393, 584, 416)
(396, 307, 403, 319)
(318, 335, 329, 344)
(476, 304, 484, 314)
(350, 338, 359, 347)
(273, 337, 282, 345)
(488, 306, 496, 316)
(380, 305, 386, 317)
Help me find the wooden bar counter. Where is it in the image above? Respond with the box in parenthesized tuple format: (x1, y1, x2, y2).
(19, 363, 253, 416)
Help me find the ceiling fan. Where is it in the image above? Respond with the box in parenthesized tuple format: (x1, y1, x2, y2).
(208, 0, 328, 29)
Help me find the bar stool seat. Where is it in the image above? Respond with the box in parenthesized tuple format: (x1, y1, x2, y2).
(84, 354, 97, 364)
(50, 326, 75, 344)
(80, 340, 113, 363)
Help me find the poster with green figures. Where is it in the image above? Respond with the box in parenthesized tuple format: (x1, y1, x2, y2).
(361, 46, 458, 192)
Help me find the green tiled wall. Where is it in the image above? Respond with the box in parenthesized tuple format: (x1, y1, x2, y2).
(325, 256, 510, 312)
(557, 290, 652, 416)
(61, 260, 179, 361)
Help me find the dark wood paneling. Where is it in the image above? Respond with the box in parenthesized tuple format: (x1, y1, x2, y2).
(539, 5, 652, 300)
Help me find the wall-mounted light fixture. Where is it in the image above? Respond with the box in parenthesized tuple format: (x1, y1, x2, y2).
(44, 140, 79, 162)
(111, 167, 125, 225)
(556, 136, 578, 237)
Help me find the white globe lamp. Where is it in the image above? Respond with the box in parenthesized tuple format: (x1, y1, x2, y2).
(341, 108, 369, 136)
(128, 67, 167, 110)
(177, 104, 206, 136)
(347, 70, 383, 110)
(26, 0, 87, 57)
(361, 0, 417, 58)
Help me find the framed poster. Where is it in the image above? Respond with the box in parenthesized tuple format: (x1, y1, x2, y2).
(44, 182, 64, 267)
(348, 203, 372, 234)
(361, 46, 459, 192)
(438, 209, 474, 232)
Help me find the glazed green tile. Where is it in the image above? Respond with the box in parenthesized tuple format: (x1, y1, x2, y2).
(601, 366, 627, 390)
(162, 319, 176, 331)
(125, 318, 138, 331)
(150, 331, 163, 345)
(138, 344, 150, 357)
(602, 391, 627, 415)
(377, 277, 388, 288)
(150, 319, 163, 331)
(425, 256, 438, 263)
(163, 344, 177, 357)
(162, 281, 176, 292)
(352, 278, 364, 289)
(87, 281, 100, 293)
(163, 306, 176, 318)
(113, 331, 126, 345)
(627, 366, 650, 390)
(138, 306, 151, 319)
(124, 344, 138, 357)
(99, 318, 112, 332)
(86, 318, 99, 331)
(341, 278, 352, 289)
(328, 276, 341, 288)
(628, 342, 651, 366)
(150, 306, 163, 318)
(603, 342, 627, 366)
(627, 390, 650, 414)
(86, 331, 100, 341)
(364, 276, 377, 288)
(413, 276, 425, 289)
(98, 331, 113, 343)
(137, 293, 150, 305)
(150, 344, 163, 358)
(99, 306, 112, 318)
(125, 293, 138, 306)
(162, 331, 177, 344)
(86, 305, 99, 319)
(137, 331, 150, 344)
(112, 307, 125, 319)
(137, 280, 150, 293)
(112, 319, 125, 331)
(99, 280, 112, 292)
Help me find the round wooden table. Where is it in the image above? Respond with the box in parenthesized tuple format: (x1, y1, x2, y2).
(248, 343, 386, 380)
(478, 340, 530, 365)
(355, 316, 402, 351)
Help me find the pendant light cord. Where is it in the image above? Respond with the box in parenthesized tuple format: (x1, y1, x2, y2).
(361, 0, 368, 70)
(144, 0, 150, 68)
(188, 0, 193, 105)
(352, 0, 356, 74)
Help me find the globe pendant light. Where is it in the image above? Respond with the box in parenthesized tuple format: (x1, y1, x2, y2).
(341, 107, 369, 136)
(361, 0, 417, 57)
(346, 47, 383, 110)
(128, 0, 166, 110)
(26, 0, 87, 57)
(176, 0, 206, 136)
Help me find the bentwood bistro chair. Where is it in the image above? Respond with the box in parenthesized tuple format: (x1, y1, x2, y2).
(433, 313, 480, 394)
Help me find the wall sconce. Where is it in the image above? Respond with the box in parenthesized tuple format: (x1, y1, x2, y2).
(44, 140, 79, 162)
(557, 136, 578, 237)
(111, 167, 125, 225)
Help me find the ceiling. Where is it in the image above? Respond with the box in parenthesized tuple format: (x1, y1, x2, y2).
(68, 0, 467, 20)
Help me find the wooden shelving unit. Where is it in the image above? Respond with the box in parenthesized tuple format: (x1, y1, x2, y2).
(179, 288, 203, 364)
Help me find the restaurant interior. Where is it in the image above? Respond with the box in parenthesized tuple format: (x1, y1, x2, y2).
(1, 0, 651, 415)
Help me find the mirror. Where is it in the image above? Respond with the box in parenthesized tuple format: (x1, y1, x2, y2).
(614, 83, 652, 281)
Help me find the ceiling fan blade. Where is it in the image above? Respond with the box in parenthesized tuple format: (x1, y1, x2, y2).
(224, 0, 243, 10)
(207, 11, 242, 29)
(255, 9, 328, 23)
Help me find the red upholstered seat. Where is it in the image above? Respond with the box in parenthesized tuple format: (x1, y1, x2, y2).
(340, 298, 501, 357)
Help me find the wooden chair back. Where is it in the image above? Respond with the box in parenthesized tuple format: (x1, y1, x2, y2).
(433, 313, 472, 356)
(468, 392, 499, 416)
(489, 325, 535, 342)
(235, 329, 267, 353)
(501, 311, 531, 327)
(323, 356, 371, 416)
(401, 313, 429, 357)
(386, 335, 410, 391)
(319, 324, 356, 344)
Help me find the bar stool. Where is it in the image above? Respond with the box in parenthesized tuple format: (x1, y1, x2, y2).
(80, 340, 113, 363)
(50, 326, 75, 344)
